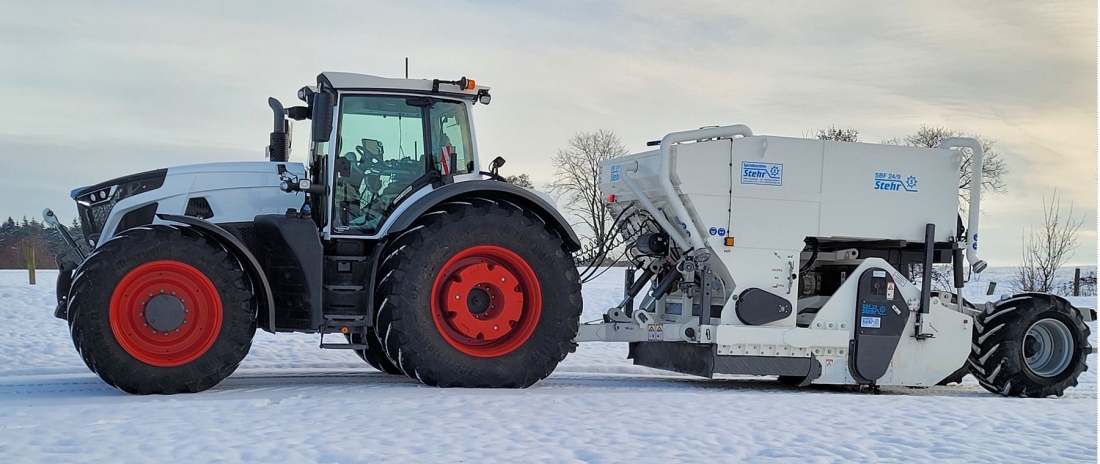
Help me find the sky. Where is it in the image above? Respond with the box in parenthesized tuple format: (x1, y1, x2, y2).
(0, 0, 1095, 266)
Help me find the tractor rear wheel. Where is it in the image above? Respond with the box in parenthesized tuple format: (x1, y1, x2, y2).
(346, 330, 402, 375)
(969, 294, 1091, 397)
(374, 200, 582, 387)
(67, 225, 256, 394)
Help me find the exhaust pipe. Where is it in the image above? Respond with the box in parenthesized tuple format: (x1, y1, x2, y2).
(267, 98, 289, 162)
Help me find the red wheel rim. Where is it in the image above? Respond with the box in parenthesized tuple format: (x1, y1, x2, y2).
(430, 245, 542, 358)
(109, 260, 222, 367)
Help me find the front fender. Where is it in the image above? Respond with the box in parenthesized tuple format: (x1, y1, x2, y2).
(157, 214, 277, 332)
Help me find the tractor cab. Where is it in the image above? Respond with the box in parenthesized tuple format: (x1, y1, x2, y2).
(268, 72, 493, 238)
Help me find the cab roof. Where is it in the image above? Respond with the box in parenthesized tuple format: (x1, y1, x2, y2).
(318, 72, 490, 97)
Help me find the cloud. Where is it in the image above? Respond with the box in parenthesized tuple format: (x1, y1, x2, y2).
(0, 0, 1094, 266)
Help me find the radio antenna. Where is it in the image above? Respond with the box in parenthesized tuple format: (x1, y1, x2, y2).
(405, 57, 409, 79)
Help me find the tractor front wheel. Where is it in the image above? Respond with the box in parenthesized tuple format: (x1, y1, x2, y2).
(67, 225, 256, 394)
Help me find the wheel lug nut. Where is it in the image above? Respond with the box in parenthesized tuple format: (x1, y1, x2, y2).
(493, 325, 498, 331)
(160, 289, 165, 294)
(500, 277, 506, 282)
(171, 291, 176, 296)
(455, 295, 460, 300)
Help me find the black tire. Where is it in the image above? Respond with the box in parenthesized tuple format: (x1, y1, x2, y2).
(374, 199, 582, 387)
(968, 294, 1091, 397)
(345, 330, 403, 375)
(67, 225, 256, 394)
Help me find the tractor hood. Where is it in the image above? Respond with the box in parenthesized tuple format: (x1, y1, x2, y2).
(70, 161, 306, 248)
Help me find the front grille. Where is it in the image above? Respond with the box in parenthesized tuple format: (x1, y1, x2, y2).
(77, 199, 116, 245)
(71, 169, 168, 247)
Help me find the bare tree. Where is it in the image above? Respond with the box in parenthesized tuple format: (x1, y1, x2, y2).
(505, 173, 533, 188)
(548, 130, 628, 256)
(882, 125, 1008, 207)
(815, 125, 860, 142)
(1014, 190, 1083, 293)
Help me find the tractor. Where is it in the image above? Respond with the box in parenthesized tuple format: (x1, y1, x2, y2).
(46, 73, 583, 393)
(46, 72, 1092, 397)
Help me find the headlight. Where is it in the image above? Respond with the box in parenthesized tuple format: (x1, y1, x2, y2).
(72, 169, 168, 246)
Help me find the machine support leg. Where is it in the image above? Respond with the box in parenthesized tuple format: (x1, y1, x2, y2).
(916, 223, 935, 339)
(699, 265, 713, 326)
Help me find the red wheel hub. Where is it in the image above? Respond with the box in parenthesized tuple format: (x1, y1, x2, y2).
(431, 245, 542, 358)
(109, 260, 222, 367)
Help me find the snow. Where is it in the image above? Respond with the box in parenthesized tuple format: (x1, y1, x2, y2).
(0, 269, 1096, 463)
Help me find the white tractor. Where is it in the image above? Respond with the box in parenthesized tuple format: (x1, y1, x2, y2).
(45, 72, 1091, 397)
(47, 73, 583, 393)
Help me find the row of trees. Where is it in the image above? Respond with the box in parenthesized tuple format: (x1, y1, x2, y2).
(0, 217, 82, 269)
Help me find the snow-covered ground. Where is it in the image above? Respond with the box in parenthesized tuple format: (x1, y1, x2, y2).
(0, 269, 1095, 463)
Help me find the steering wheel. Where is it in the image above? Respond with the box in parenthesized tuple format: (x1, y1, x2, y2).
(353, 145, 385, 173)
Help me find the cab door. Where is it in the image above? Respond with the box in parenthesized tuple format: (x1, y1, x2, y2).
(329, 95, 428, 236)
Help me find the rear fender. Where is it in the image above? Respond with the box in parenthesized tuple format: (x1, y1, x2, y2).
(386, 180, 581, 251)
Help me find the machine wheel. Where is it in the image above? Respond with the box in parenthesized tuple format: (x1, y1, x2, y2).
(968, 294, 1091, 397)
(345, 330, 402, 375)
(374, 200, 582, 387)
(67, 225, 256, 394)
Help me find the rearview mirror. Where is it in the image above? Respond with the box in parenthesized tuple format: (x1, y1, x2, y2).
(311, 92, 334, 142)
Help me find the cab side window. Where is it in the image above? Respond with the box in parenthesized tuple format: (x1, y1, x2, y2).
(431, 102, 474, 174)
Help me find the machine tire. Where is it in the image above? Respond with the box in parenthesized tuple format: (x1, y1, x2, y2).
(345, 330, 402, 375)
(968, 294, 1091, 397)
(374, 199, 582, 387)
(67, 225, 256, 394)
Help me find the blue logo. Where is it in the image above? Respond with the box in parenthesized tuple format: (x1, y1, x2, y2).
(874, 172, 918, 193)
(609, 164, 621, 182)
(741, 161, 783, 186)
(861, 303, 887, 316)
(708, 227, 728, 237)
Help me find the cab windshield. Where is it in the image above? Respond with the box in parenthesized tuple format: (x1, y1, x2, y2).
(331, 95, 472, 235)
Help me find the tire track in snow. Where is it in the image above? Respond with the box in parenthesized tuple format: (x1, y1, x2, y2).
(2, 368, 1092, 402)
